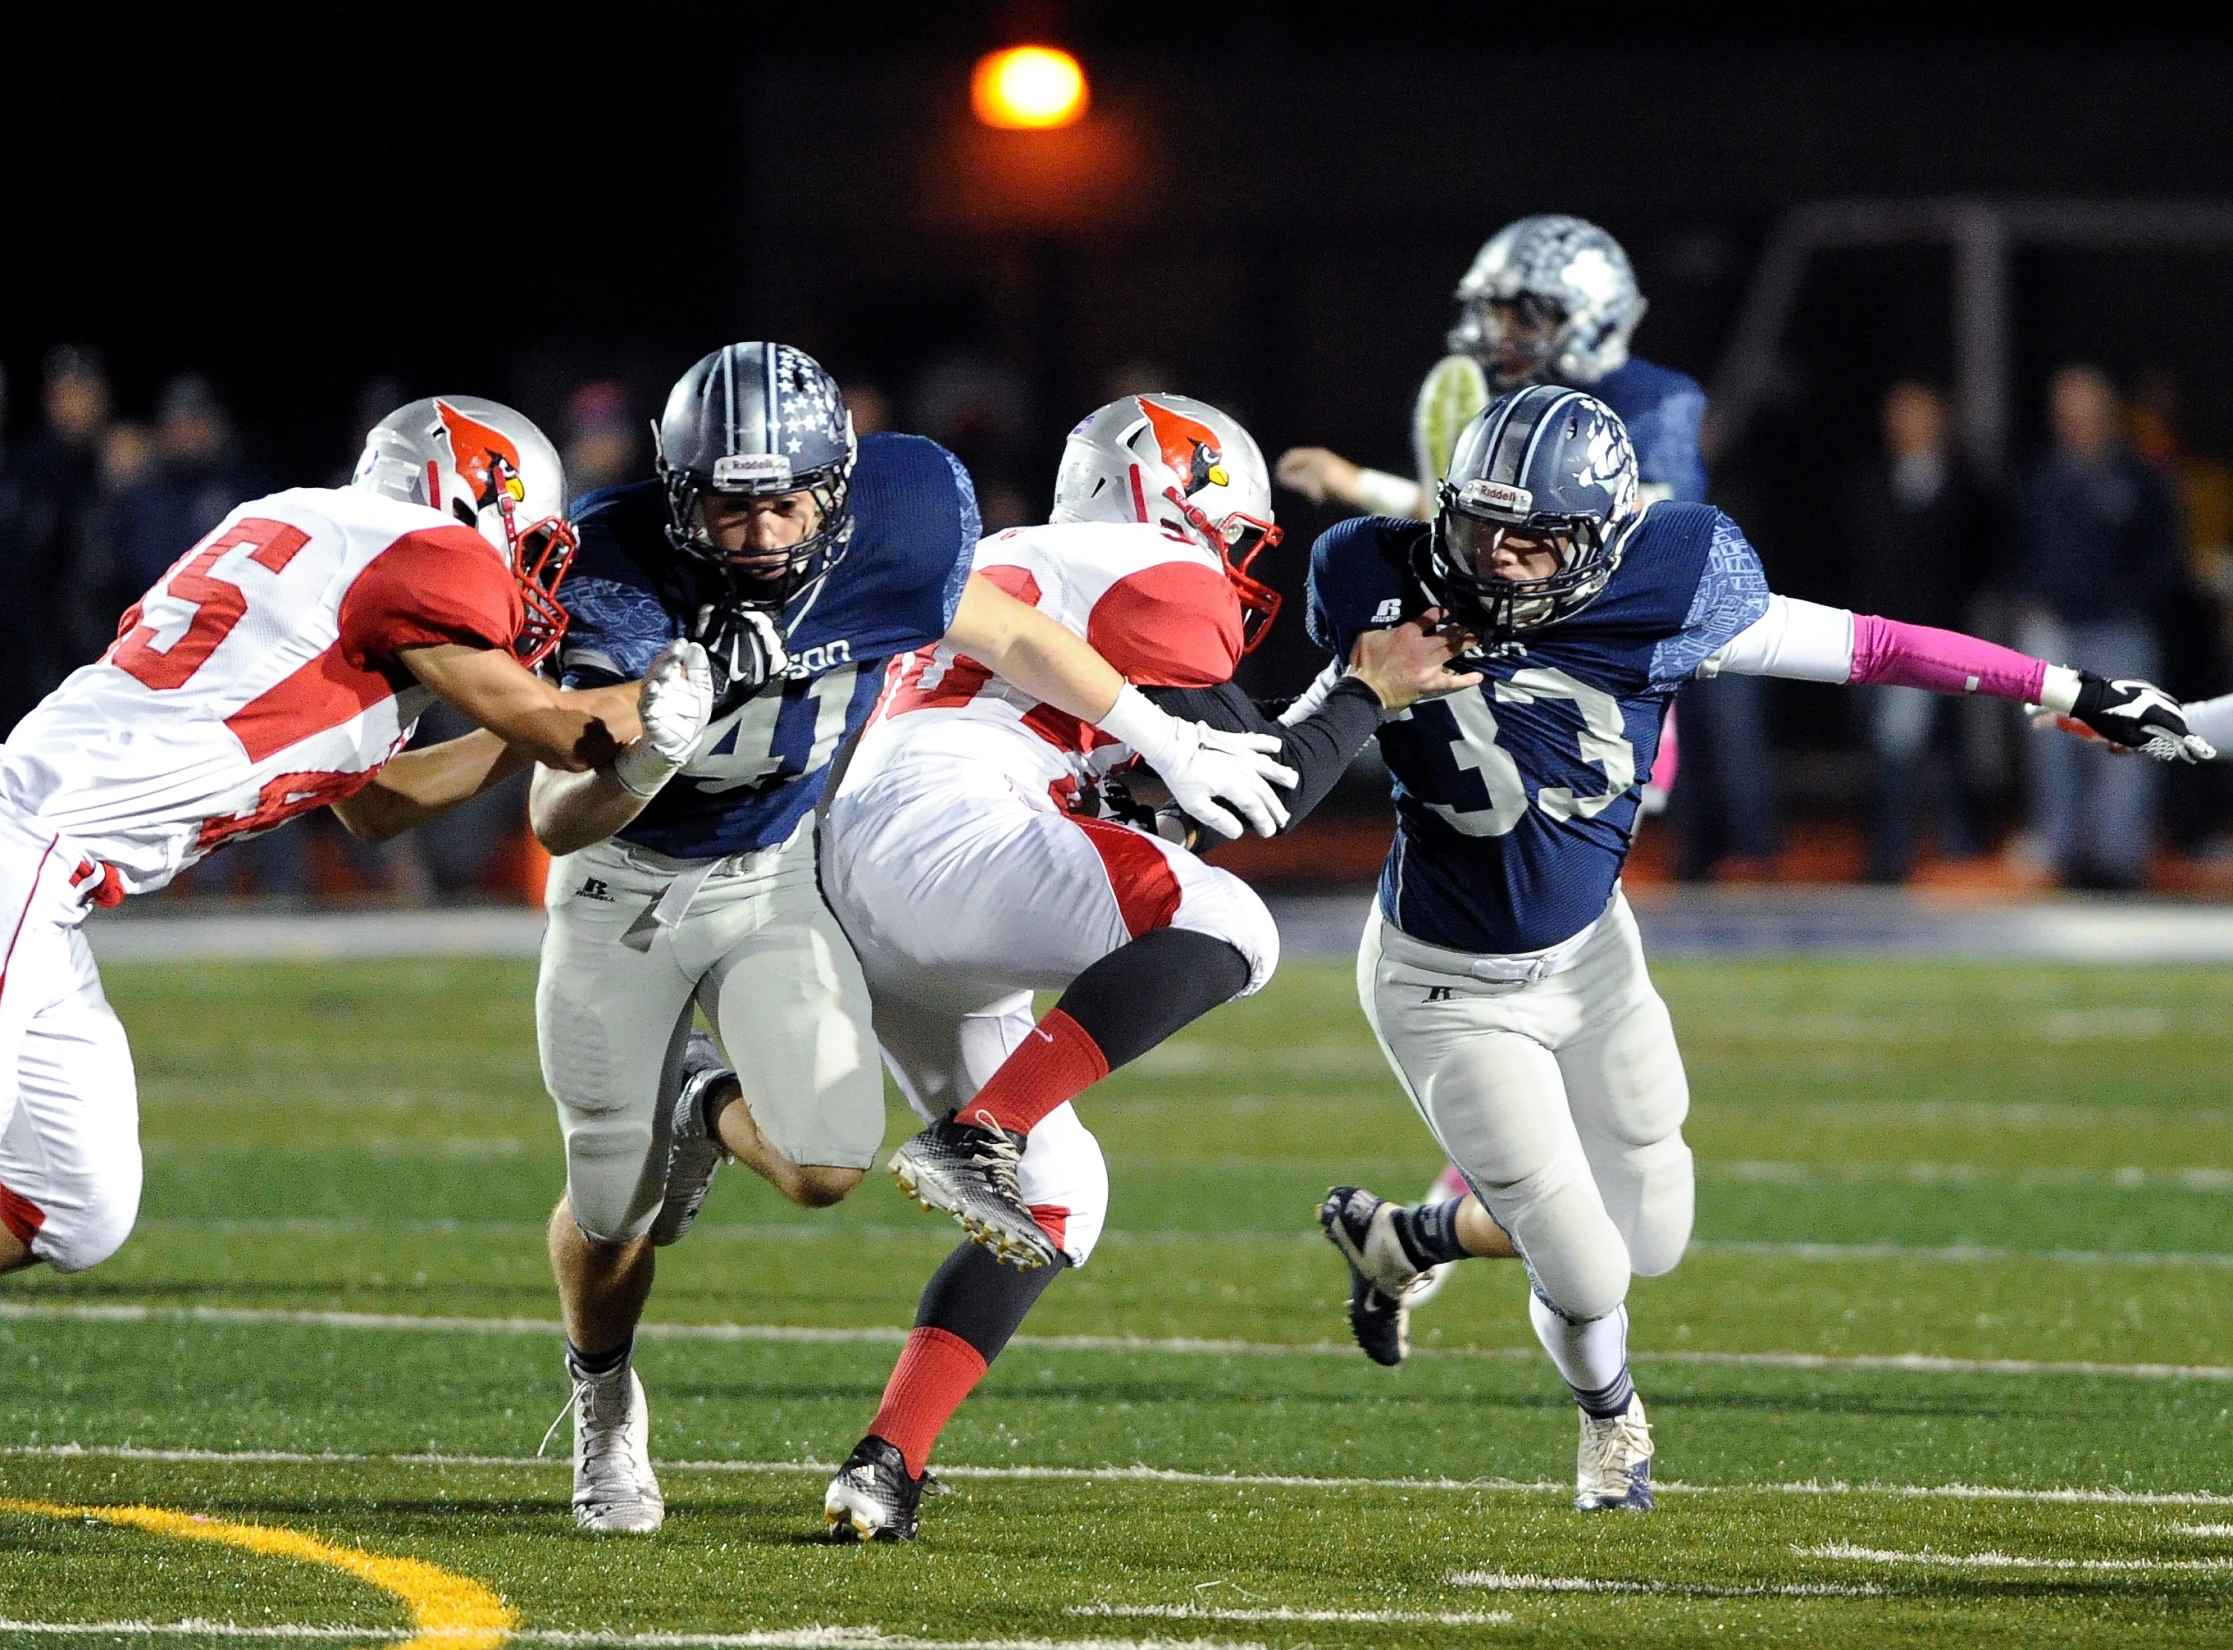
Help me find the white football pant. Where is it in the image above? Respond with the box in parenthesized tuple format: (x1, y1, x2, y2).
(1358, 888, 1691, 1323)
(0, 806, 141, 1273)
(822, 763, 1281, 1266)
(538, 821, 883, 1244)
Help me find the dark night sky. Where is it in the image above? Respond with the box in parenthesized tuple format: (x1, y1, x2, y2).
(6, 9, 2232, 485)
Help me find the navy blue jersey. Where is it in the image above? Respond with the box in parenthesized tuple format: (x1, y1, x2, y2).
(1593, 356, 1708, 504)
(1309, 504, 1767, 954)
(559, 432, 978, 857)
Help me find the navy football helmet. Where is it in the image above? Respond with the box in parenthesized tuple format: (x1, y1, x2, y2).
(1426, 386, 1643, 639)
(654, 343, 856, 613)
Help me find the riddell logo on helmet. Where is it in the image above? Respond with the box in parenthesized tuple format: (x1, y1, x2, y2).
(1462, 479, 1533, 516)
(435, 400, 527, 510)
(713, 453, 792, 489)
(1139, 398, 1230, 494)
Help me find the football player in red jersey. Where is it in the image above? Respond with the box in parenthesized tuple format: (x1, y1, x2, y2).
(0, 396, 702, 1281)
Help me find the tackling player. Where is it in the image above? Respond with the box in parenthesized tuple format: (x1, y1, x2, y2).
(526, 349, 1293, 1535)
(1309, 387, 2208, 1512)
(800, 394, 1478, 1540)
(0, 397, 649, 1282)
(1277, 216, 1700, 1293)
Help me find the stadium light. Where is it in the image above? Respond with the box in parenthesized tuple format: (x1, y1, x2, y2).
(971, 46, 1089, 130)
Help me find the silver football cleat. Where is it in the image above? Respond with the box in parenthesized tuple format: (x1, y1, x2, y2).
(650, 1030, 736, 1248)
(1574, 1392, 1654, 1512)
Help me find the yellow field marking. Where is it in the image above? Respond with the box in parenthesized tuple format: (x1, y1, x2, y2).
(0, 1498, 513, 1649)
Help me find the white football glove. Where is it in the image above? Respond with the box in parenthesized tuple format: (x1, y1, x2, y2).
(1095, 684, 1299, 839)
(613, 639, 715, 798)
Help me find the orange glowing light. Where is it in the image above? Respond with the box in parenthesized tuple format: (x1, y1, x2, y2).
(972, 46, 1088, 130)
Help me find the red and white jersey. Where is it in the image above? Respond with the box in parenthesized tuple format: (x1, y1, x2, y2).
(843, 519, 1243, 799)
(0, 485, 523, 897)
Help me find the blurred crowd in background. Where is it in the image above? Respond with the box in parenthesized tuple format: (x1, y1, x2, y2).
(3, 331, 2230, 905)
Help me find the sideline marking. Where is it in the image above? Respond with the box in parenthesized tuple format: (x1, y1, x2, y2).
(117, 1218, 2233, 1273)
(11, 1444, 2233, 1508)
(5, 1300, 2228, 1382)
(1801, 1541, 2233, 1574)
(1450, 1572, 1881, 1599)
(0, 1627, 1254, 1650)
(1068, 1605, 1511, 1625)
(0, 1501, 513, 1650)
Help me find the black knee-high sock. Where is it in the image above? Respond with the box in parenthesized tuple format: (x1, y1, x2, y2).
(915, 1237, 1068, 1361)
(961, 928, 1252, 1136)
(1056, 928, 1252, 1070)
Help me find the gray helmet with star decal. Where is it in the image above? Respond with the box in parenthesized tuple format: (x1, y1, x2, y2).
(1448, 216, 1647, 391)
(654, 342, 857, 610)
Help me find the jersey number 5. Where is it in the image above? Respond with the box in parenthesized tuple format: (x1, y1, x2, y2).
(1422, 666, 1636, 838)
(111, 519, 312, 690)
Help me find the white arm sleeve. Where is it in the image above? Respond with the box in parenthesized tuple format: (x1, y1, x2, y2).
(1697, 594, 1857, 683)
(1278, 659, 1345, 727)
(2183, 692, 2233, 755)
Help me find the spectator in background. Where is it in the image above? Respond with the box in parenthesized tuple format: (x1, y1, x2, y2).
(1844, 382, 1997, 881)
(840, 381, 892, 437)
(66, 420, 158, 666)
(2012, 365, 2183, 889)
(562, 380, 639, 501)
(112, 375, 260, 603)
(6, 346, 110, 727)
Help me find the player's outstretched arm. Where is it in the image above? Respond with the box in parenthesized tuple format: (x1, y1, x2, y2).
(402, 642, 629, 771)
(944, 572, 1299, 838)
(1702, 597, 2214, 763)
(528, 641, 715, 856)
(331, 729, 523, 842)
(1275, 447, 1427, 519)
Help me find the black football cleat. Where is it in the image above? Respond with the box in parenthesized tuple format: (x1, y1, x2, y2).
(823, 1434, 937, 1542)
(1319, 1185, 1425, 1368)
(889, 1115, 1057, 1269)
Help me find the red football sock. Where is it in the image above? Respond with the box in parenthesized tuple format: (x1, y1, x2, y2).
(955, 1009, 1110, 1137)
(869, 1326, 989, 1477)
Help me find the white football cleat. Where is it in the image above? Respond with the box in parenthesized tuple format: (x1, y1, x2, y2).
(560, 1363, 665, 1534)
(1574, 1392, 1654, 1512)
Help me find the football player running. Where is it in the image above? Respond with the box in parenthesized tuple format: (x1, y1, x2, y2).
(803, 394, 1480, 1541)
(1277, 216, 1700, 1296)
(0, 397, 640, 1280)
(1310, 387, 2208, 1513)
(527, 350, 1293, 1535)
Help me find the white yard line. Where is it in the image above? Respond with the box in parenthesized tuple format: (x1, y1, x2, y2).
(10, 1443, 2233, 1508)
(119, 1219, 2233, 1272)
(1800, 1541, 2233, 1574)
(1448, 1573, 1881, 1598)
(6, 1299, 2229, 1382)
(2171, 1523, 2233, 1536)
(1066, 1606, 1511, 1626)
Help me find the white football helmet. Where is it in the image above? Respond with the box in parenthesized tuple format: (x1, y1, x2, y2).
(1051, 393, 1282, 650)
(1450, 215, 1647, 390)
(352, 395, 578, 668)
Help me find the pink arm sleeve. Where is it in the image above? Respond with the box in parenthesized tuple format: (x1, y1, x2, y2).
(1847, 613, 2047, 703)
(1648, 705, 1680, 792)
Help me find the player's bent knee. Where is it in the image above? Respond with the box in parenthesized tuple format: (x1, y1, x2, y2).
(1174, 872, 1280, 996)
(1499, 1181, 1631, 1323)
(1618, 1136, 1694, 1278)
(561, 1110, 660, 1245)
(786, 1165, 864, 1209)
(42, 1179, 143, 1275)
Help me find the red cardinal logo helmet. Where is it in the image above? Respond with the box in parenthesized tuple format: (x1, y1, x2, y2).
(436, 399, 529, 511)
(1138, 397, 1231, 496)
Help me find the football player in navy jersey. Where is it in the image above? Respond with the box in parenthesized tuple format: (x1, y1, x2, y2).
(524, 343, 1293, 1535)
(1275, 215, 1706, 518)
(1277, 215, 1703, 1301)
(1309, 385, 2208, 1513)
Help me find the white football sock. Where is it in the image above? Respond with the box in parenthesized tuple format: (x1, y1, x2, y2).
(1529, 1293, 1634, 1416)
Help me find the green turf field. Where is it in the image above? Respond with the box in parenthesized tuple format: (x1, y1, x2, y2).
(4, 951, 2232, 1647)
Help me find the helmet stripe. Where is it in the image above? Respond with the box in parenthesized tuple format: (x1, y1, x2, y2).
(1513, 388, 1588, 495)
(762, 344, 779, 457)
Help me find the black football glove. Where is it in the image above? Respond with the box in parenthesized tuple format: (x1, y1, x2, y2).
(2068, 671, 2216, 763)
